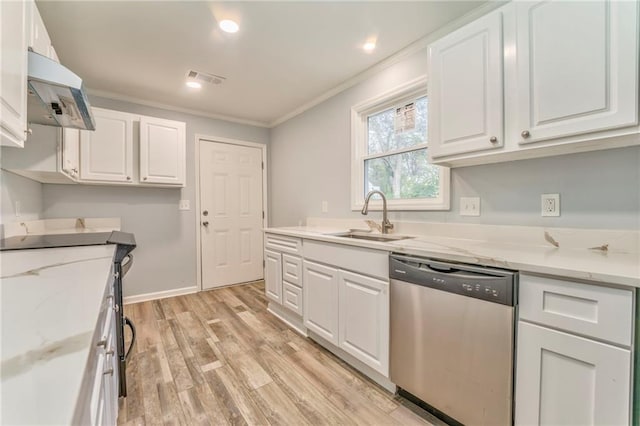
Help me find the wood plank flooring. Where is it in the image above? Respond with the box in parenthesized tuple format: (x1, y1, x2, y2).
(118, 281, 442, 426)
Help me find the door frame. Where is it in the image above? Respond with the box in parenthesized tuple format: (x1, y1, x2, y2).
(194, 134, 268, 291)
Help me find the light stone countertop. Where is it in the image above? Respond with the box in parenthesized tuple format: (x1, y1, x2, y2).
(264, 226, 640, 287)
(0, 244, 116, 425)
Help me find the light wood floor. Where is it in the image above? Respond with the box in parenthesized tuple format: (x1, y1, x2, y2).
(118, 281, 441, 426)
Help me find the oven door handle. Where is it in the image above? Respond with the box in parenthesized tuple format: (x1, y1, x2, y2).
(124, 316, 136, 360)
(121, 254, 134, 277)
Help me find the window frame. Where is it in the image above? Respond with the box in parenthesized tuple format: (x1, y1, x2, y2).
(350, 76, 450, 211)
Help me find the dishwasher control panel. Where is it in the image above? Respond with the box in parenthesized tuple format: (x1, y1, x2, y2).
(390, 255, 516, 306)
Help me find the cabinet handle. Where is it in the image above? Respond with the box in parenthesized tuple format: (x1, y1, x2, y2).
(143, 177, 148, 181)
(203, 210, 209, 216)
(114, 304, 120, 313)
(24, 128, 33, 136)
(126, 176, 131, 181)
(202, 221, 209, 227)
(104, 368, 114, 376)
(489, 136, 498, 143)
(97, 339, 107, 348)
(521, 130, 531, 138)
(72, 168, 78, 174)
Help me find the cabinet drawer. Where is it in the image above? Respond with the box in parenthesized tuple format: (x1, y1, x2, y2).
(282, 254, 302, 287)
(283, 282, 303, 316)
(519, 274, 633, 347)
(265, 233, 302, 255)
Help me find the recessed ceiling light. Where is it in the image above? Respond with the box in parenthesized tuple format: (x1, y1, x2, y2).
(219, 19, 239, 33)
(363, 41, 376, 52)
(186, 80, 202, 89)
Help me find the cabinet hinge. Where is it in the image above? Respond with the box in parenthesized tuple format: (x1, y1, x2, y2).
(261, 162, 264, 170)
(262, 211, 265, 219)
(263, 260, 266, 268)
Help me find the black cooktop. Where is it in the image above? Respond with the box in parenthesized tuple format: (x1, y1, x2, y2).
(0, 231, 136, 253)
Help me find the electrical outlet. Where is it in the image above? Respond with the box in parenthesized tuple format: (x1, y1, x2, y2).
(541, 194, 560, 217)
(321, 201, 328, 213)
(178, 200, 190, 211)
(460, 197, 480, 217)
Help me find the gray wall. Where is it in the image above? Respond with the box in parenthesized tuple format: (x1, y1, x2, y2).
(269, 48, 640, 230)
(0, 170, 43, 225)
(43, 96, 269, 297)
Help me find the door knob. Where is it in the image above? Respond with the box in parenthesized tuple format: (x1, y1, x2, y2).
(203, 210, 209, 216)
(489, 136, 498, 143)
(521, 130, 531, 138)
(202, 221, 209, 227)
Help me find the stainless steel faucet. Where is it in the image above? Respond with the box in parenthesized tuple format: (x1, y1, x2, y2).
(361, 190, 394, 234)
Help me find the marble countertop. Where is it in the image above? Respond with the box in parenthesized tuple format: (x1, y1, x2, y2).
(1, 245, 116, 425)
(264, 226, 640, 287)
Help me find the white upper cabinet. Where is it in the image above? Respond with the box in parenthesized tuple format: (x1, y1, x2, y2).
(428, 9, 504, 158)
(0, 0, 28, 147)
(80, 108, 135, 183)
(428, 0, 639, 166)
(27, 1, 52, 58)
(139, 116, 185, 185)
(515, 0, 639, 144)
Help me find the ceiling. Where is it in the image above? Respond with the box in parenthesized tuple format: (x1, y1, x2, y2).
(37, 1, 485, 127)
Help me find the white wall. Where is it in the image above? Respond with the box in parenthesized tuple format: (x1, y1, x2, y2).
(269, 47, 640, 230)
(43, 95, 269, 297)
(0, 170, 43, 225)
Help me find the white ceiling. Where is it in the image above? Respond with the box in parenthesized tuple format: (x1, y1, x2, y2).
(37, 1, 485, 127)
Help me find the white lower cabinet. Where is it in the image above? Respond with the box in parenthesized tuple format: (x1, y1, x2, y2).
(515, 321, 631, 426)
(264, 249, 282, 304)
(515, 274, 634, 425)
(338, 270, 389, 375)
(303, 260, 339, 345)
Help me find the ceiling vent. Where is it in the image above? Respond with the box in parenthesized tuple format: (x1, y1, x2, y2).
(186, 70, 226, 85)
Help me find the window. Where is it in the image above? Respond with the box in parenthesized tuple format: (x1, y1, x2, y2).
(351, 76, 450, 211)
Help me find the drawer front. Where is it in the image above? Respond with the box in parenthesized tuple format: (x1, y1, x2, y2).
(265, 233, 302, 255)
(519, 274, 633, 347)
(283, 282, 303, 316)
(303, 240, 389, 280)
(282, 254, 302, 287)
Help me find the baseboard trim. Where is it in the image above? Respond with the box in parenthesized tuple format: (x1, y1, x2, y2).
(124, 285, 198, 305)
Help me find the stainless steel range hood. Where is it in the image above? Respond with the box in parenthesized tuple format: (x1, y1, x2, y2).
(27, 50, 96, 131)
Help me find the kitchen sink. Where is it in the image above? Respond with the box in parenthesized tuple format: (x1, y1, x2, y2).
(330, 232, 415, 242)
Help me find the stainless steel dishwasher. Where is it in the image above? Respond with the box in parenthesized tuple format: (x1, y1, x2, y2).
(389, 254, 517, 426)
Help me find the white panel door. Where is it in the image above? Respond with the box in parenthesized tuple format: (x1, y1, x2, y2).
(303, 260, 339, 345)
(264, 249, 282, 304)
(515, 321, 631, 426)
(0, 0, 28, 147)
(139, 116, 185, 185)
(200, 141, 264, 289)
(428, 9, 504, 158)
(515, 0, 639, 144)
(338, 270, 389, 375)
(79, 108, 134, 182)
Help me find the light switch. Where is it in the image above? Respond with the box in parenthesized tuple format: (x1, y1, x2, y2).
(460, 197, 480, 216)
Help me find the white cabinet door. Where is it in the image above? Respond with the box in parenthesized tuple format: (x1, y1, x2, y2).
(61, 128, 80, 180)
(28, 1, 52, 57)
(338, 270, 389, 375)
(515, 321, 631, 426)
(80, 108, 134, 183)
(139, 116, 185, 185)
(303, 260, 339, 345)
(264, 249, 282, 304)
(428, 9, 504, 158)
(0, 0, 28, 147)
(515, 0, 639, 144)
